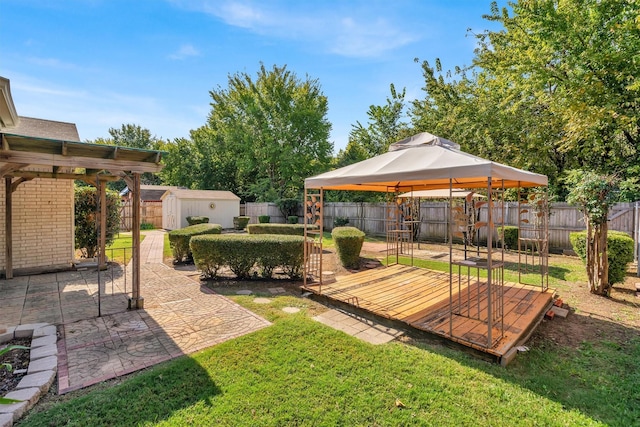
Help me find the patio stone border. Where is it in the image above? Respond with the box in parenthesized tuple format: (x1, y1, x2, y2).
(0, 323, 58, 427)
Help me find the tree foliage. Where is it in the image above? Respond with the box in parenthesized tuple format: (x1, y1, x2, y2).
(410, 0, 640, 197)
(74, 185, 121, 259)
(565, 170, 620, 295)
(204, 63, 333, 201)
(88, 124, 164, 190)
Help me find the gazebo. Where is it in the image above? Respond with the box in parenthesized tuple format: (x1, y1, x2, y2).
(303, 132, 552, 362)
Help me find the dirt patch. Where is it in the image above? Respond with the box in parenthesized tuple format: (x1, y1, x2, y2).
(1, 338, 31, 396)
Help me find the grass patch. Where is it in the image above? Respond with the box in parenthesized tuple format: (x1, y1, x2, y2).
(20, 315, 628, 427)
(104, 233, 145, 264)
(387, 255, 586, 290)
(163, 232, 172, 260)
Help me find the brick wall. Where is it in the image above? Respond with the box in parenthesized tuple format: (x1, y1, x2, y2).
(0, 177, 74, 271)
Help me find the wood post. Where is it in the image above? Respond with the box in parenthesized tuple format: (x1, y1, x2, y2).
(97, 178, 107, 270)
(4, 177, 12, 279)
(130, 172, 142, 309)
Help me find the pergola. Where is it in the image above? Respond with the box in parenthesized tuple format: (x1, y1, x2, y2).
(0, 132, 164, 309)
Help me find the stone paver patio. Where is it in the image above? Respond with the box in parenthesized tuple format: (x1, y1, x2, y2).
(0, 230, 271, 394)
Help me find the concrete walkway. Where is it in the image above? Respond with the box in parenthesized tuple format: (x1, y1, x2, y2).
(0, 230, 271, 394)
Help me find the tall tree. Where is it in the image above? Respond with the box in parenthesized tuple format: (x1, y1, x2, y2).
(350, 84, 409, 158)
(88, 123, 164, 188)
(207, 64, 333, 201)
(411, 0, 640, 197)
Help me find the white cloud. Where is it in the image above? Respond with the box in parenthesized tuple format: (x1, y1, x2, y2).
(168, 44, 201, 60)
(27, 56, 83, 71)
(169, 0, 419, 58)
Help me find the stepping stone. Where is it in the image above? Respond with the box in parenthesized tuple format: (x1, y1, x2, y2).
(268, 287, 286, 295)
(282, 307, 300, 314)
(253, 297, 272, 304)
(236, 290, 253, 295)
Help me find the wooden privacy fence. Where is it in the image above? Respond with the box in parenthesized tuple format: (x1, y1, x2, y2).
(120, 200, 163, 231)
(245, 201, 640, 252)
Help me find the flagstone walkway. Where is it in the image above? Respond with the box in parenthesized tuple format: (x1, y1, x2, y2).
(0, 230, 271, 394)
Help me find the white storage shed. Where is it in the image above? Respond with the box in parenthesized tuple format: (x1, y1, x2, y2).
(161, 189, 241, 230)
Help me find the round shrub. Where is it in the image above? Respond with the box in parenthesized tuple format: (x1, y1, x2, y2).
(332, 226, 365, 269)
(497, 226, 518, 249)
(168, 223, 222, 262)
(569, 230, 634, 285)
(258, 215, 271, 223)
(186, 216, 209, 226)
(233, 216, 250, 230)
(334, 216, 350, 227)
(287, 215, 299, 224)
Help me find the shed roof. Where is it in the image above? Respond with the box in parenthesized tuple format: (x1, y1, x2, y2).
(162, 188, 240, 201)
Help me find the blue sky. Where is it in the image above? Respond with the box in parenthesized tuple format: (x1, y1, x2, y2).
(1, 0, 500, 153)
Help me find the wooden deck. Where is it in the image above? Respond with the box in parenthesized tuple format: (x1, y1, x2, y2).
(303, 264, 554, 361)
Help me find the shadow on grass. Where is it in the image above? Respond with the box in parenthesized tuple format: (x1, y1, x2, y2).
(20, 356, 220, 427)
(407, 311, 640, 427)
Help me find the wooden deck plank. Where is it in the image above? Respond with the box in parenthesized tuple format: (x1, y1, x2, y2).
(302, 265, 553, 359)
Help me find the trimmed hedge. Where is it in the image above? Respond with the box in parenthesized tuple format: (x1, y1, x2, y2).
(287, 215, 299, 224)
(332, 226, 365, 269)
(247, 223, 318, 236)
(186, 216, 209, 225)
(497, 226, 519, 249)
(169, 223, 222, 262)
(190, 234, 306, 280)
(569, 230, 634, 285)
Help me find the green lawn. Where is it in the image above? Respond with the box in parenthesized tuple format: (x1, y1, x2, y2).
(104, 233, 145, 264)
(21, 295, 640, 426)
(28, 237, 636, 426)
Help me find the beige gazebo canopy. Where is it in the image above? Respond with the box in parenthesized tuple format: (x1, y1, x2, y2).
(305, 132, 547, 191)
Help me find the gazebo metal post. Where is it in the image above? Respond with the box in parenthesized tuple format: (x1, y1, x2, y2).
(448, 179, 454, 339)
(486, 177, 493, 347)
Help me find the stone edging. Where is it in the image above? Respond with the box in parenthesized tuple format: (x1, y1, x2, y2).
(0, 323, 58, 427)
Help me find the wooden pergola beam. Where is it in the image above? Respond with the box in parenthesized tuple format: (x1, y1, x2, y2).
(0, 150, 163, 173)
(8, 170, 121, 182)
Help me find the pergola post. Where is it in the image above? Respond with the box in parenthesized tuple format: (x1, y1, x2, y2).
(4, 176, 12, 279)
(97, 177, 107, 270)
(129, 172, 143, 309)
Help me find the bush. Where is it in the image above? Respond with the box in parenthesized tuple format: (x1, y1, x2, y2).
(497, 226, 519, 249)
(74, 186, 121, 258)
(287, 215, 299, 224)
(190, 234, 306, 280)
(334, 216, 350, 227)
(332, 226, 365, 269)
(186, 216, 209, 225)
(258, 215, 271, 223)
(169, 223, 222, 262)
(570, 230, 634, 285)
(247, 223, 318, 236)
(140, 222, 155, 230)
(233, 216, 250, 230)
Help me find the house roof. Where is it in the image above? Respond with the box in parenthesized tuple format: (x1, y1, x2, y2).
(0, 116, 81, 141)
(305, 132, 547, 192)
(0, 77, 18, 127)
(162, 188, 240, 201)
